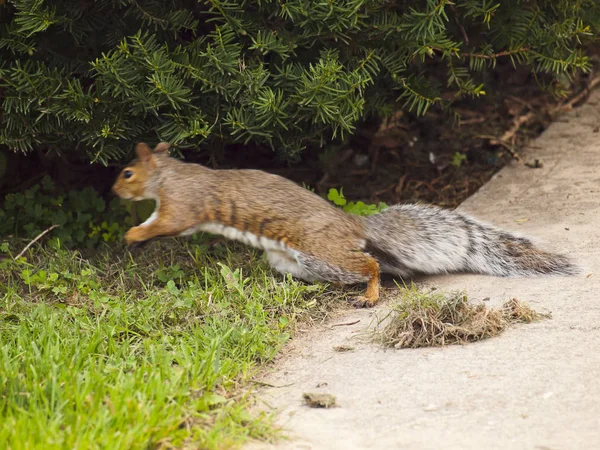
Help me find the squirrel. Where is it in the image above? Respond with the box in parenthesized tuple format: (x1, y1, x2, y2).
(112, 142, 579, 307)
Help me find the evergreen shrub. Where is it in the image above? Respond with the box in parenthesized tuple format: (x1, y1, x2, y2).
(0, 0, 598, 163)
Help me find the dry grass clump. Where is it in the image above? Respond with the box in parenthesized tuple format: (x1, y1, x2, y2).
(373, 285, 550, 349)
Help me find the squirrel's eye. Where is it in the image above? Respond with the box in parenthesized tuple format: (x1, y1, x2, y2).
(123, 170, 133, 179)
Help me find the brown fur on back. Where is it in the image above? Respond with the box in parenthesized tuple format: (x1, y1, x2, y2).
(114, 148, 366, 258)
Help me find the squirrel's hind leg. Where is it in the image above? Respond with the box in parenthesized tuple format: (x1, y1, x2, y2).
(291, 250, 381, 308)
(266, 250, 320, 282)
(352, 258, 380, 308)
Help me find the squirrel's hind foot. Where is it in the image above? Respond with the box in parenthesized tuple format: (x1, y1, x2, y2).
(350, 295, 378, 308)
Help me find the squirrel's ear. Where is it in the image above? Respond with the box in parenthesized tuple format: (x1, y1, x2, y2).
(135, 143, 155, 167)
(154, 142, 170, 153)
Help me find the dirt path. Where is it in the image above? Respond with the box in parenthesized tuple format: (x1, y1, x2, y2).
(246, 89, 600, 450)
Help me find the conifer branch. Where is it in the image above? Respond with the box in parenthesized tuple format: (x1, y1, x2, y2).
(0, 0, 597, 161)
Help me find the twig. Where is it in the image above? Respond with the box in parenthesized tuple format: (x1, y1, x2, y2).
(475, 134, 523, 161)
(411, 180, 438, 194)
(449, 4, 469, 46)
(498, 112, 535, 144)
(316, 172, 330, 192)
(251, 381, 295, 388)
(431, 46, 530, 60)
(14, 225, 59, 260)
(506, 95, 535, 110)
(477, 73, 600, 163)
(464, 47, 530, 60)
(330, 319, 360, 327)
(369, 145, 380, 173)
(394, 174, 407, 195)
(459, 116, 488, 125)
(374, 182, 398, 196)
(553, 73, 600, 113)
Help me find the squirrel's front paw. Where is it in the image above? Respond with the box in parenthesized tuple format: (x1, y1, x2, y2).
(124, 227, 145, 246)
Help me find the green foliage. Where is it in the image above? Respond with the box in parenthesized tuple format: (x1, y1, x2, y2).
(0, 241, 339, 448)
(154, 263, 186, 286)
(451, 151, 468, 167)
(327, 187, 387, 216)
(0, 0, 598, 162)
(0, 176, 131, 248)
(20, 267, 101, 298)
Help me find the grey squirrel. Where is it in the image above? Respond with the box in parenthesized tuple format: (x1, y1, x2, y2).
(112, 142, 579, 307)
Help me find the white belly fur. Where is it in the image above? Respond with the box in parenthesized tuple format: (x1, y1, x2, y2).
(181, 222, 319, 282)
(141, 199, 160, 226)
(191, 222, 287, 251)
(266, 250, 321, 282)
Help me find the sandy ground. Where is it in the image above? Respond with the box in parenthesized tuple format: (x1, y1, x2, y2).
(245, 89, 600, 450)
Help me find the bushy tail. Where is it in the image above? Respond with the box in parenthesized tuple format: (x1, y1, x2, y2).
(362, 204, 580, 278)
(466, 231, 580, 277)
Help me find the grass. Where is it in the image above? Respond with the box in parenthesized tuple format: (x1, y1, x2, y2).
(0, 239, 551, 448)
(0, 237, 344, 449)
(372, 283, 551, 349)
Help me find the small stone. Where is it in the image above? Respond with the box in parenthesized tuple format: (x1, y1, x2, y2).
(303, 392, 337, 408)
(423, 403, 440, 412)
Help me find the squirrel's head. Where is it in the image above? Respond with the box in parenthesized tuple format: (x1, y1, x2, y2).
(112, 142, 170, 200)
